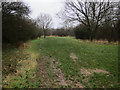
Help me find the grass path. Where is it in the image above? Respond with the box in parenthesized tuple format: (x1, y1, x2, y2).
(2, 36, 118, 88)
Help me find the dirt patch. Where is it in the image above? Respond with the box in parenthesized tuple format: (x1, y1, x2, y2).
(35, 55, 85, 88)
(70, 53, 78, 62)
(18, 42, 31, 49)
(50, 58, 85, 88)
(83, 39, 118, 45)
(36, 56, 54, 88)
(80, 68, 110, 85)
(80, 68, 109, 76)
(50, 59, 68, 86)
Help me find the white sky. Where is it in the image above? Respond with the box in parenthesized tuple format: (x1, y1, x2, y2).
(23, 0, 66, 29)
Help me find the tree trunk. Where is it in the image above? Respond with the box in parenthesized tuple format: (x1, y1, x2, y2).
(90, 27, 98, 42)
(44, 35, 46, 38)
(90, 35, 93, 41)
(89, 29, 94, 42)
(43, 29, 46, 38)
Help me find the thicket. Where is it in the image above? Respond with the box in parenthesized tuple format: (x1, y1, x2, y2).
(2, 2, 42, 44)
(74, 22, 119, 42)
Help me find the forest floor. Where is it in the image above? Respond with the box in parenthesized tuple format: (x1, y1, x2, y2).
(2, 36, 119, 88)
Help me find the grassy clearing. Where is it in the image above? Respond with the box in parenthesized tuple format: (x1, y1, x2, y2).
(38, 36, 118, 88)
(2, 36, 118, 88)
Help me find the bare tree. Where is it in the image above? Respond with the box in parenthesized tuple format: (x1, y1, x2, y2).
(60, 0, 115, 41)
(36, 13, 52, 38)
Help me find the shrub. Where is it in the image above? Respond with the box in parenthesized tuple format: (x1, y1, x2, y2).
(74, 24, 89, 39)
(2, 2, 42, 44)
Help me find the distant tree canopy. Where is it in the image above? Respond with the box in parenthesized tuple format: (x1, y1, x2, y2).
(2, 2, 42, 44)
(36, 13, 52, 38)
(52, 28, 74, 36)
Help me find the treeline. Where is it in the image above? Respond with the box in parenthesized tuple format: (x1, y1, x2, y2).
(43, 20, 119, 43)
(2, 2, 42, 45)
(74, 21, 119, 42)
(52, 28, 74, 36)
(57, 1, 120, 42)
(45, 1, 120, 42)
(45, 18, 119, 42)
(2, 2, 119, 44)
(48, 21, 119, 42)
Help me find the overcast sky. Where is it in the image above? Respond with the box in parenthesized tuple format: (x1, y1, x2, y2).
(24, 0, 65, 29)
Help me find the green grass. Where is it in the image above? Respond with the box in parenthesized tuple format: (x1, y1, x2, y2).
(37, 36, 118, 88)
(2, 41, 41, 88)
(2, 36, 118, 88)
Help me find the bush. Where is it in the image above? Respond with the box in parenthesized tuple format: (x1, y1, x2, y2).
(2, 16, 42, 43)
(2, 2, 42, 44)
(74, 24, 89, 39)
